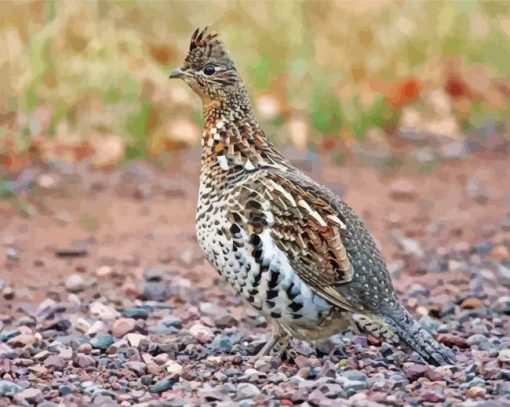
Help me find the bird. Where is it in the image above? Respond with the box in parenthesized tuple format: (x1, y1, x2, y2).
(169, 27, 456, 366)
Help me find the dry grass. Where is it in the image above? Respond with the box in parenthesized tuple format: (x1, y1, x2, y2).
(1, 0, 509, 167)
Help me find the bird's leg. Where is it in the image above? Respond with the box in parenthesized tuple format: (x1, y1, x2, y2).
(256, 322, 290, 358)
(256, 323, 297, 361)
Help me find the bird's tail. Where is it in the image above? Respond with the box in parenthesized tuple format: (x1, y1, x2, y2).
(380, 304, 456, 366)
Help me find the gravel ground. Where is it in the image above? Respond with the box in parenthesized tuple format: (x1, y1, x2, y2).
(1, 149, 509, 406)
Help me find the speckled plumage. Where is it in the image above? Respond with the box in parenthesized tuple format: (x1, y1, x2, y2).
(171, 27, 455, 366)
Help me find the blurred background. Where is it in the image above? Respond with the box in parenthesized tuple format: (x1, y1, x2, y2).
(1, 0, 509, 172)
(0, 4, 510, 402)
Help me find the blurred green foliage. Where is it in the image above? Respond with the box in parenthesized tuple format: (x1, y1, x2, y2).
(0, 0, 509, 165)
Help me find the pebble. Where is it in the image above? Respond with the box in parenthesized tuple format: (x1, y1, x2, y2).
(77, 343, 93, 354)
(236, 383, 260, 400)
(390, 178, 416, 200)
(494, 297, 510, 315)
(467, 386, 486, 398)
(75, 317, 92, 333)
(85, 322, 106, 338)
(8, 333, 37, 347)
(125, 361, 147, 376)
(143, 267, 167, 281)
(498, 349, 510, 363)
(149, 379, 174, 393)
(44, 355, 65, 369)
(165, 361, 184, 375)
(467, 334, 488, 346)
(65, 274, 86, 292)
(437, 333, 469, 349)
(90, 335, 114, 350)
(75, 354, 95, 368)
(161, 315, 182, 328)
(498, 264, 510, 283)
(89, 302, 120, 320)
(126, 333, 146, 348)
(112, 318, 136, 337)
(0, 380, 22, 396)
(403, 363, 429, 381)
(95, 266, 113, 278)
(122, 308, 149, 319)
(14, 388, 43, 404)
(461, 297, 482, 309)
(189, 323, 213, 342)
(141, 282, 171, 302)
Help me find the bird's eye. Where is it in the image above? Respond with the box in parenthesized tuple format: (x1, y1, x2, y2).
(203, 65, 215, 75)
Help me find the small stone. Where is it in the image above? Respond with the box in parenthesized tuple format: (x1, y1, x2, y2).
(236, 383, 260, 400)
(390, 178, 416, 200)
(489, 245, 510, 260)
(65, 274, 86, 293)
(58, 385, 72, 397)
(8, 334, 36, 347)
(75, 354, 95, 368)
(205, 356, 222, 367)
(393, 232, 424, 258)
(34, 350, 50, 361)
(3, 286, 15, 300)
(95, 266, 113, 278)
(497, 264, 510, 284)
(75, 317, 92, 333)
(122, 308, 149, 319)
(403, 363, 429, 381)
(89, 302, 120, 320)
(44, 355, 65, 369)
(59, 347, 73, 359)
(461, 297, 482, 309)
(467, 334, 488, 346)
(90, 334, 114, 350)
(86, 320, 107, 336)
(494, 297, 510, 315)
(437, 333, 470, 349)
(499, 349, 510, 363)
(189, 323, 213, 342)
(210, 335, 233, 353)
(341, 370, 368, 382)
(112, 318, 136, 337)
(161, 315, 182, 328)
(421, 391, 444, 402)
(439, 140, 469, 160)
(6, 247, 19, 261)
(140, 282, 171, 302)
(126, 333, 147, 348)
(77, 343, 93, 354)
(254, 357, 272, 373)
(149, 379, 174, 393)
(125, 361, 147, 376)
(165, 361, 183, 375)
(467, 386, 486, 398)
(0, 380, 22, 396)
(143, 267, 167, 281)
(14, 388, 42, 404)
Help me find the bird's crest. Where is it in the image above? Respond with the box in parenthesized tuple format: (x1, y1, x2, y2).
(189, 27, 219, 51)
(186, 26, 230, 64)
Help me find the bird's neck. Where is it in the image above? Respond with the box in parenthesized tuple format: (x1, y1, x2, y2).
(203, 86, 254, 127)
(200, 90, 289, 175)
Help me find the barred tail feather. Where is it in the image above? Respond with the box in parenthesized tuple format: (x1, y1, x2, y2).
(382, 305, 456, 366)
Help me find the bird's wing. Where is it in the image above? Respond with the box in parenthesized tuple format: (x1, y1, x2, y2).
(228, 169, 363, 313)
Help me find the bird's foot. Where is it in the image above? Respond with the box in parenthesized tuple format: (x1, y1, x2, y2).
(254, 333, 298, 362)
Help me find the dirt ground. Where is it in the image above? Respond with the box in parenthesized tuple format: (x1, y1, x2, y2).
(1, 149, 509, 307)
(0, 147, 509, 405)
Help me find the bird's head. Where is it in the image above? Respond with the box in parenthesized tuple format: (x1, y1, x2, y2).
(170, 27, 242, 107)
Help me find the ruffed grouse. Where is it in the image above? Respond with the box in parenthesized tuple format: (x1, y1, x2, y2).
(170, 27, 455, 366)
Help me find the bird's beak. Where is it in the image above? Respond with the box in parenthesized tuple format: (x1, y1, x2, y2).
(169, 67, 184, 79)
